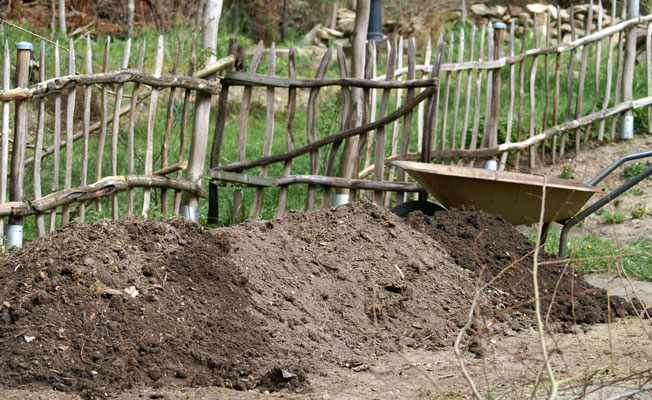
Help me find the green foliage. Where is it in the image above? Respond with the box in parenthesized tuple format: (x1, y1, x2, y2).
(626, 187, 645, 196)
(526, 226, 652, 281)
(621, 161, 651, 180)
(602, 211, 626, 224)
(558, 162, 575, 180)
(630, 204, 647, 220)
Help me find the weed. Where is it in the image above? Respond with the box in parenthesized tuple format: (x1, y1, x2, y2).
(621, 161, 650, 180)
(559, 162, 575, 180)
(626, 187, 645, 196)
(602, 211, 626, 224)
(630, 204, 647, 220)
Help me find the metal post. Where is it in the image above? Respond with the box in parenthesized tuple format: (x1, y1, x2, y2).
(6, 42, 31, 249)
(621, 0, 639, 140)
(483, 22, 506, 170)
(367, 0, 383, 42)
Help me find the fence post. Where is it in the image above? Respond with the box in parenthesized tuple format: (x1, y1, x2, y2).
(621, 0, 639, 140)
(6, 42, 31, 249)
(180, 0, 221, 222)
(483, 22, 506, 170)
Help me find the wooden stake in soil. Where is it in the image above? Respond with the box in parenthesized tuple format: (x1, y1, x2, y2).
(374, 40, 397, 205)
(174, 39, 197, 214)
(110, 39, 131, 220)
(33, 41, 46, 235)
(599, 3, 617, 141)
(483, 23, 505, 166)
(396, 38, 417, 204)
(50, 41, 62, 232)
(552, 7, 562, 162)
(62, 40, 75, 225)
(529, 18, 539, 169)
(460, 26, 476, 151)
(611, 2, 626, 141)
(1, 41, 8, 235)
(362, 41, 377, 183)
(561, 7, 577, 158)
(160, 37, 182, 217)
(305, 47, 333, 211)
(232, 41, 264, 223)
(385, 36, 404, 205)
(574, 0, 595, 154)
(322, 45, 351, 209)
(469, 25, 486, 155)
(584, 0, 603, 143)
(499, 22, 516, 170)
(95, 37, 110, 212)
(142, 35, 165, 218)
(419, 40, 445, 201)
(515, 24, 527, 170)
(450, 29, 465, 155)
(439, 33, 454, 153)
(126, 38, 146, 216)
(9, 42, 31, 233)
(541, 11, 551, 163)
(417, 35, 432, 151)
(277, 44, 297, 217)
(79, 35, 92, 222)
(207, 40, 240, 223)
(249, 43, 276, 219)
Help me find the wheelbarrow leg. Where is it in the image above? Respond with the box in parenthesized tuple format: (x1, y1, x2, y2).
(559, 165, 652, 259)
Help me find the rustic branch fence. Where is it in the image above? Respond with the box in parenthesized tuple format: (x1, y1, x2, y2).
(209, 0, 652, 223)
(0, 34, 232, 248)
(0, 0, 650, 247)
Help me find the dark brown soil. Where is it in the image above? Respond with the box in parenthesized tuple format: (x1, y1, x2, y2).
(0, 202, 638, 398)
(406, 208, 637, 329)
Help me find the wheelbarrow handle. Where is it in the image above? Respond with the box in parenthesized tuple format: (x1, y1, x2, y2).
(587, 149, 652, 186)
(559, 164, 652, 259)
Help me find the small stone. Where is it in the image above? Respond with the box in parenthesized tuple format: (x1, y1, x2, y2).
(24, 335, 35, 343)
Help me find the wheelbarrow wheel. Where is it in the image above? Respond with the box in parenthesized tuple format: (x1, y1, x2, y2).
(389, 201, 445, 218)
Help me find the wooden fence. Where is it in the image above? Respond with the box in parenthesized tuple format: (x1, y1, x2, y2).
(0, 0, 651, 244)
(209, 0, 652, 223)
(0, 34, 232, 247)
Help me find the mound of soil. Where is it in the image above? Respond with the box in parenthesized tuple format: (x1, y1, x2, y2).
(0, 218, 277, 397)
(0, 204, 479, 398)
(0, 202, 638, 398)
(407, 208, 637, 328)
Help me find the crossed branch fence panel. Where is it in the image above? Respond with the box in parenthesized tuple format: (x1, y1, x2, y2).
(209, 0, 652, 224)
(0, 34, 225, 243)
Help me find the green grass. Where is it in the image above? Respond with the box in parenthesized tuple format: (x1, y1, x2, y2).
(526, 225, 652, 281)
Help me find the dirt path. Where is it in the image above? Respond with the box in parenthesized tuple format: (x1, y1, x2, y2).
(531, 136, 651, 243)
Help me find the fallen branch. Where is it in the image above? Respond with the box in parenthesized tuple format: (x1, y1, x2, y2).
(0, 175, 205, 217)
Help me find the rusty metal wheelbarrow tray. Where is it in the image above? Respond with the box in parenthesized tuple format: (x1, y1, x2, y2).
(391, 160, 603, 226)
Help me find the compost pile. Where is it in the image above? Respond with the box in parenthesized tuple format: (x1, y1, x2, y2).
(0, 202, 637, 398)
(406, 208, 637, 328)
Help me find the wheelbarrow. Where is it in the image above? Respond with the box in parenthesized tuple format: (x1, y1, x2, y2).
(391, 150, 652, 258)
